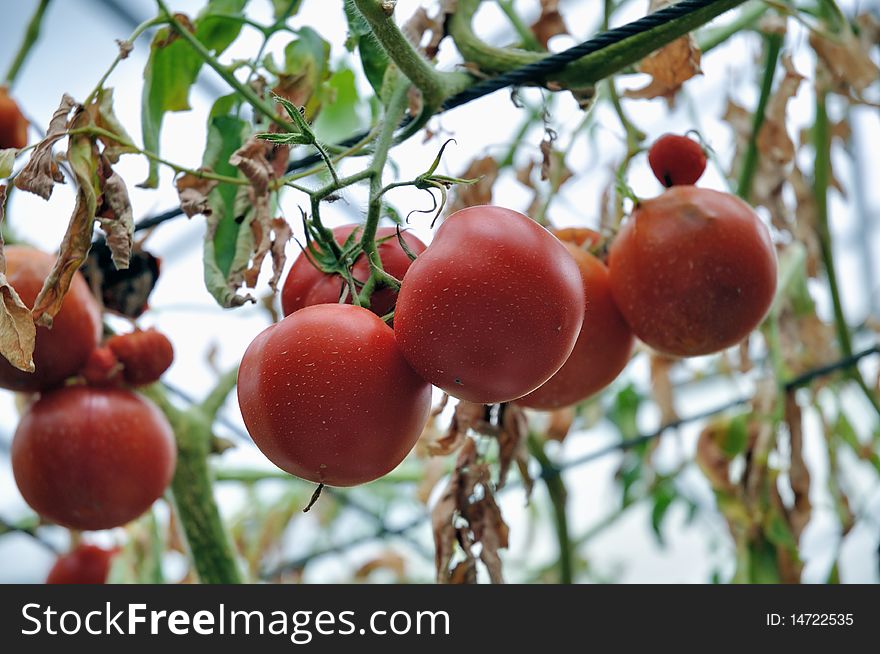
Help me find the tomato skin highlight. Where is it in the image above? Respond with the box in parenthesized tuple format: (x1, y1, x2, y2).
(46, 544, 117, 584)
(237, 304, 432, 486)
(608, 186, 777, 357)
(0, 89, 28, 150)
(281, 224, 426, 317)
(0, 246, 102, 392)
(394, 205, 585, 404)
(517, 240, 634, 409)
(648, 133, 707, 187)
(12, 386, 177, 531)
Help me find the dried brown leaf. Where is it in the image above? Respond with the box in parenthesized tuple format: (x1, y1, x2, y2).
(649, 352, 678, 425)
(531, 0, 568, 49)
(96, 159, 133, 270)
(13, 94, 76, 199)
(229, 137, 279, 290)
(175, 171, 219, 218)
(810, 19, 880, 97)
(31, 114, 99, 327)
(427, 400, 486, 456)
(354, 551, 407, 581)
(545, 405, 576, 442)
(447, 156, 499, 215)
(784, 392, 811, 540)
(497, 403, 530, 490)
(432, 439, 479, 583)
(0, 186, 36, 372)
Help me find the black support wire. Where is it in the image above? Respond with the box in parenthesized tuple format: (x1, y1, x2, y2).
(127, 0, 732, 234)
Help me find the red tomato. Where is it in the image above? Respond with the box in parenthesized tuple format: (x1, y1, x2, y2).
(0, 88, 28, 150)
(647, 133, 707, 187)
(12, 386, 177, 531)
(0, 246, 102, 392)
(394, 205, 585, 404)
(608, 187, 777, 357)
(106, 328, 175, 386)
(237, 304, 432, 486)
(46, 544, 117, 584)
(518, 237, 634, 409)
(281, 224, 426, 317)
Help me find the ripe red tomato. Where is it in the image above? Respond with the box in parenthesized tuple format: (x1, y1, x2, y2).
(46, 544, 117, 584)
(518, 233, 634, 409)
(12, 386, 176, 531)
(106, 328, 174, 386)
(237, 303, 431, 486)
(281, 224, 426, 317)
(0, 246, 102, 392)
(394, 205, 585, 404)
(648, 133, 707, 187)
(0, 88, 28, 150)
(608, 187, 777, 357)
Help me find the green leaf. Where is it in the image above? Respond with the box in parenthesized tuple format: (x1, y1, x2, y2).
(721, 413, 749, 457)
(608, 384, 642, 441)
(140, 0, 249, 188)
(200, 95, 255, 307)
(650, 481, 677, 545)
(313, 68, 361, 143)
(343, 0, 387, 96)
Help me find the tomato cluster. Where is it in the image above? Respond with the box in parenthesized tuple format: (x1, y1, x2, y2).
(238, 134, 777, 489)
(3, 247, 177, 537)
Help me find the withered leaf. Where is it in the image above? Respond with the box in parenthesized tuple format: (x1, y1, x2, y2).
(464, 492, 509, 584)
(426, 399, 486, 456)
(13, 94, 76, 199)
(447, 156, 499, 215)
(432, 439, 475, 582)
(784, 392, 811, 540)
(649, 352, 679, 426)
(229, 137, 282, 291)
(31, 112, 99, 327)
(531, 0, 569, 49)
(96, 158, 133, 270)
(175, 171, 219, 218)
(354, 551, 407, 581)
(545, 405, 576, 442)
(625, 0, 702, 102)
(497, 403, 531, 492)
(810, 17, 880, 98)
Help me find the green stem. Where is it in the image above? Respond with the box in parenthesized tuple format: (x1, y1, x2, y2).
(352, 0, 471, 110)
(450, 0, 748, 87)
(736, 31, 782, 201)
(700, 0, 769, 53)
(156, 0, 291, 131)
(201, 366, 239, 420)
(527, 434, 573, 584)
(358, 76, 410, 306)
(143, 385, 242, 584)
(497, 0, 542, 51)
(3, 0, 52, 88)
(84, 17, 168, 106)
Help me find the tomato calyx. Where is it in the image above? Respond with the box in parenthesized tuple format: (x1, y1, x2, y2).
(381, 139, 482, 226)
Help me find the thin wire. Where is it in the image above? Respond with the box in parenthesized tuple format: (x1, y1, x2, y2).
(128, 0, 725, 234)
